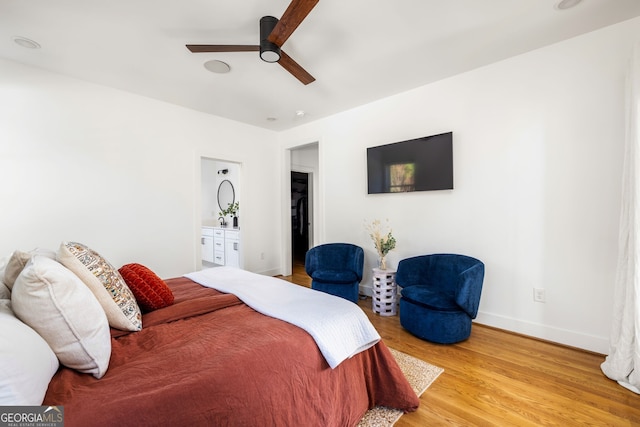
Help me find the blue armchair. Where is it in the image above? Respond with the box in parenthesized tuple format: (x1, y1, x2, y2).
(305, 243, 364, 303)
(396, 254, 485, 344)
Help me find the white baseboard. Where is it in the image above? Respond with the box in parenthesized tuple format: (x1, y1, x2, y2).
(474, 311, 609, 354)
(360, 281, 610, 355)
(359, 283, 373, 297)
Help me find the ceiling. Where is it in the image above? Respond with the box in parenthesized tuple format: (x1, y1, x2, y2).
(2, 0, 640, 131)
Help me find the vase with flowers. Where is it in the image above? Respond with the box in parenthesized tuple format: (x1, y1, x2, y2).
(365, 219, 397, 270)
(219, 201, 240, 228)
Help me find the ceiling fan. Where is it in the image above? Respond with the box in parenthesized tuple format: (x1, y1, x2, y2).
(186, 0, 319, 85)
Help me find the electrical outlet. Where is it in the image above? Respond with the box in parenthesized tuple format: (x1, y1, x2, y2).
(533, 288, 546, 303)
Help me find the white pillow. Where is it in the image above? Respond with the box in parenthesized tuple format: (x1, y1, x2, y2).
(3, 248, 56, 290)
(0, 252, 9, 281)
(12, 256, 111, 379)
(57, 241, 142, 331)
(0, 254, 9, 299)
(0, 300, 59, 405)
(0, 283, 9, 300)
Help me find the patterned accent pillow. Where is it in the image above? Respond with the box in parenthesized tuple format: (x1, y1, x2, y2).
(118, 263, 174, 312)
(57, 241, 142, 331)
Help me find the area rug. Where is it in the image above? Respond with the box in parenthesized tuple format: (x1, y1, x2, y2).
(357, 348, 444, 427)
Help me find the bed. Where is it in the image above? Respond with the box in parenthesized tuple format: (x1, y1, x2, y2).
(1, 243, 419, 427)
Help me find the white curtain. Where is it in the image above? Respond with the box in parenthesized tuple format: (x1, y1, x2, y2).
(601, 43, 640, 394)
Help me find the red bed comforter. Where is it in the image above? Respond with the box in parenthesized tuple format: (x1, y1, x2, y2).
(44, 277, 419, 426)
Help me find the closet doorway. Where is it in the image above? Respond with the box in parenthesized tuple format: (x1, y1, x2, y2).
(284, 141, 318, 277)
(291, 171, 311, 267)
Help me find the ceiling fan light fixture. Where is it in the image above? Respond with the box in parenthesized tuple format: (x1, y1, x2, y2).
(260, 47, 280, 63)
(259, 16, 281, 63)
(185, 1, 317, 84)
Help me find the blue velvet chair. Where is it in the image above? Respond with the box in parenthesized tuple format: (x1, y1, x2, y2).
(396, 254, 485, 344)
(305, 243, 364, 303)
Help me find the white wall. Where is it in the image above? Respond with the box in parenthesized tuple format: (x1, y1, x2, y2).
(280, 17, 640, 353)
(0, 59, 281, 278)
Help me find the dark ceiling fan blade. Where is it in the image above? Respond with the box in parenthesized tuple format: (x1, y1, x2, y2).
(278, 51, 315, 85)
(186, 45, 259, 53)
(267, 0, 319, 47)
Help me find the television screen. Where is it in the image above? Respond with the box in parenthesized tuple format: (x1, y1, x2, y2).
(367, 132, 453, 194)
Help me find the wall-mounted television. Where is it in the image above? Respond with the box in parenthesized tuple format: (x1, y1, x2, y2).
(367, 132, 453, 194)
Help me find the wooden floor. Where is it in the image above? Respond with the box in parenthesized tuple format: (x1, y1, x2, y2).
(279, 264, 640, 426)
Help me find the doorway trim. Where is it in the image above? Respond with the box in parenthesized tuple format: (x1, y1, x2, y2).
(281, 140, 322, 276)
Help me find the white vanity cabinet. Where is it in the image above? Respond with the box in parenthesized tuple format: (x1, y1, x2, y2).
(213, 228, 225, 265)
(203, 227, 241, 268)
(224, 230, 240, 268)
(201, 227, 215, 263)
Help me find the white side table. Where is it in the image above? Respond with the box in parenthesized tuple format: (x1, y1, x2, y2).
(372, 268, 397, 316)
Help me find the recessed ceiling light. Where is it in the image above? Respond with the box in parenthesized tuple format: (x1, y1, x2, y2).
(295, 110, 306, 118)
(203, 60, 231, 74)
(555, 0, 583, 10)
(13, 36, 40, 49)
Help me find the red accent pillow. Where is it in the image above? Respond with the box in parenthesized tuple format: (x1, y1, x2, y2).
(118, 263, 174, 313)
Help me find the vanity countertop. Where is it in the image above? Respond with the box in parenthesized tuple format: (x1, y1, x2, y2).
(202, 222, 240, 230)
(202, 221, 218, 228)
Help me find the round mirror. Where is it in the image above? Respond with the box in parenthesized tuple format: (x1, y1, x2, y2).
(217, 180, 235, 212)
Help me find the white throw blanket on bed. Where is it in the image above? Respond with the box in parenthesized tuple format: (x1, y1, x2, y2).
(184, 267, 381, 369)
